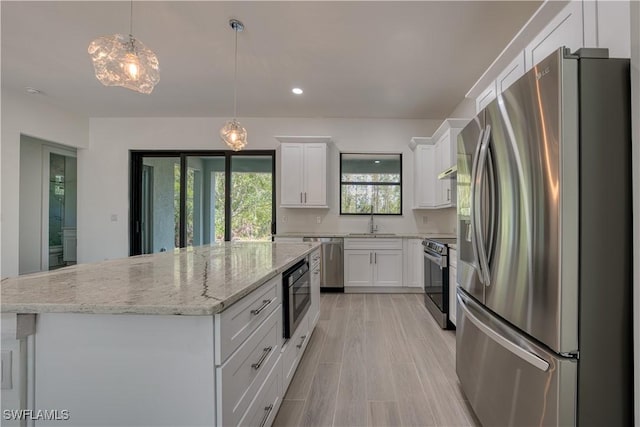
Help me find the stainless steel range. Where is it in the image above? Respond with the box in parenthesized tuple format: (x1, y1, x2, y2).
(422, 237, 456, 329)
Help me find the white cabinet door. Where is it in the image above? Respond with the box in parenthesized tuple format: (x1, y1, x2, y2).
(373, 250, 403, 287)
(476, 80, 497, 113)
(497, 52, 526, 94)
(303, 144, 327, 206)
(433, 132, 456, 208)
(280, 144, 304, 206)
(406, 239, 423, 288)
(525, 0, 583, 71)
(414, 144, 435, 208)
(344, 250, 373, 287)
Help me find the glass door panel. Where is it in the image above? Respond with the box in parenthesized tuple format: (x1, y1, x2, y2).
(184, 156, 226, 247)
(140, 156, 181, 254)
(230, 156, 273, 241)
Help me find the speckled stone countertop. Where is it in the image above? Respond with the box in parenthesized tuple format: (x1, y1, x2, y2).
(1, 242, 320, 316)
(274, 232, 457, 239)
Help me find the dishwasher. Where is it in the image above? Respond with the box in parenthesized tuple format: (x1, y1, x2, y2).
(302, 237, 344, 292)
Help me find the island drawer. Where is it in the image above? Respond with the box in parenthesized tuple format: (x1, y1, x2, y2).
(310, 248, 321, 269)
(217, 306, 282, 427)
(215, 274, 281, 364)
(238, 353, 282, 427)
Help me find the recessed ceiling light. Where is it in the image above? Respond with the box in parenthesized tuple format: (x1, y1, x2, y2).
(292, 88, 303, 95)
(374, 160, 381, 164)
(25, 87, 42, 95)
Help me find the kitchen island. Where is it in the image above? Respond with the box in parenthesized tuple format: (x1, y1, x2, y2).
(1, 242, 320, 427)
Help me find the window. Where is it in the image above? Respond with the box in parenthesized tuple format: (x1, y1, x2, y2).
(130, 150, 275, 255)
(340, 153, 402, 215)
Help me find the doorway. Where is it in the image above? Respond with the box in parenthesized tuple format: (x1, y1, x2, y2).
(19, 136, 77, 274)
(130, 150, 275, 255)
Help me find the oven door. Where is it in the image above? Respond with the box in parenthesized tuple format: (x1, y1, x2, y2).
(286, 269, 311, 339)
(423, 249, 448, 328)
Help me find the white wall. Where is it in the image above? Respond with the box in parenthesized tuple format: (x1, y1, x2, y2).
(630, 0, 639, 422)
(18, 137, 45, 274)
(81, 117, 445, 263)
(1, 89, 89, 278)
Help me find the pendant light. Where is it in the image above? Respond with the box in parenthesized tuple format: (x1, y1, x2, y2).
(88, 0, 160, 94)
(220, 19, 248, 151)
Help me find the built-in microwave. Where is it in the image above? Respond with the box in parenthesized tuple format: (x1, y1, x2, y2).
(282, 257, 311, 339)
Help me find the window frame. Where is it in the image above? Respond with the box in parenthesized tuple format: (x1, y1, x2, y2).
(129, 150, 276, 256)
(339, 152, 403, 216)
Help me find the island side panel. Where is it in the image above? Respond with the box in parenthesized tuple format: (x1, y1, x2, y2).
(35, 313, 215, 426)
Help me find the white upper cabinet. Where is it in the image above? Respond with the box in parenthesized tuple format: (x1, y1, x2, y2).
(475, 80, 497, 113)
(497, 52, 526, 94)
(472, 0, 631, 115)
(525, 0, 583, 71)
(412, 139, 435, 209)
(277, 137, 329, 208)
(434, 130, 456, 207)
(412, 119, 466, 209)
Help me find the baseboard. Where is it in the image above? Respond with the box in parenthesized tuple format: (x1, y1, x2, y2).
(344, 286, 424, 294)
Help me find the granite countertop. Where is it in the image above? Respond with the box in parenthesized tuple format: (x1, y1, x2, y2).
(1, 242, 320, 316)
(274, 232, 457, 239)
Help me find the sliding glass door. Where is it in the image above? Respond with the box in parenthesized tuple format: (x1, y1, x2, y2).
(130, 151, 275, 255)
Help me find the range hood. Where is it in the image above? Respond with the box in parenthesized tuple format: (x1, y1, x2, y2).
(438, 165, 457, 180)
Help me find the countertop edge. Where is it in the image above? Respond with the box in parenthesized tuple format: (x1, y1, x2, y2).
(1, 243, 321, 316)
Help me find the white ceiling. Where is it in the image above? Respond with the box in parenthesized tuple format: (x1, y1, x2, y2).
(1, 1, 541, 119)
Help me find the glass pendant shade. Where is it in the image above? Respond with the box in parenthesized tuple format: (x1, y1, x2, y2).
(220, 119, 248, 151)
(88, 34, 160, 94)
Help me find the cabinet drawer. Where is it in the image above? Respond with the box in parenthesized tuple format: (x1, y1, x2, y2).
(239, 354, 282, 427)
(344, 238, 403, 250)
(217, 306, 282, 427)
(216, 275, 280, 364)
(282, 312, 310, 393)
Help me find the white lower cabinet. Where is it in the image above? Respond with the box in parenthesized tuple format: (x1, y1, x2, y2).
(344, 238, 403, 289)
(282, 313, 310, 393)
(238, 355, 282, 427)
(217, 307, 282, 427)
(310, 248, 321, 328)
(448, 249, 457, 327)
(405, 239, 424, 288)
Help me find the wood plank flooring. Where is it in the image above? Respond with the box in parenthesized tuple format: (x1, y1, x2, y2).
(273, 293, 480, 427)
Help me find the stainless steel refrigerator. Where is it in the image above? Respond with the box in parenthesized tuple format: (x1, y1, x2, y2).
(456, 47, 633, 426)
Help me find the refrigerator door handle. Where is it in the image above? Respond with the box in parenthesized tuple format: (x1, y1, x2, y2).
(458, 293, 550, 372)
(475, 125, 492, 286)
(469, 128, 485, 284)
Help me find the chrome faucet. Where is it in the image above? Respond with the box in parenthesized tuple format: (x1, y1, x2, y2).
(369, 209, 378, 234)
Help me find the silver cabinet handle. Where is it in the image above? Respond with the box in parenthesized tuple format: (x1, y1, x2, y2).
(300, 192, 303, 203)
(447, 188, 450, 201)
(374, 252, 377, 264)
(304, 192, 307, 203)
(296, 335, 307, 349)
(259, 404, 274, 427)
(251, 346, 273, 370)
(313, 270, 319, 275)
(250, 299, 273, 315)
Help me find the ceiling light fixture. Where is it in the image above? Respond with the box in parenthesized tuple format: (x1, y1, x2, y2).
(87, 0, 160, 94)
(292, 88, 303, 95)
(220, 19, 248, 151)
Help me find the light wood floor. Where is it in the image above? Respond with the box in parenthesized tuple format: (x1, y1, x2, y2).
(273, 293, 480, 427)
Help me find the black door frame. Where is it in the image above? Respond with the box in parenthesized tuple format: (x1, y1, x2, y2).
(130, 150, 276, 256)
